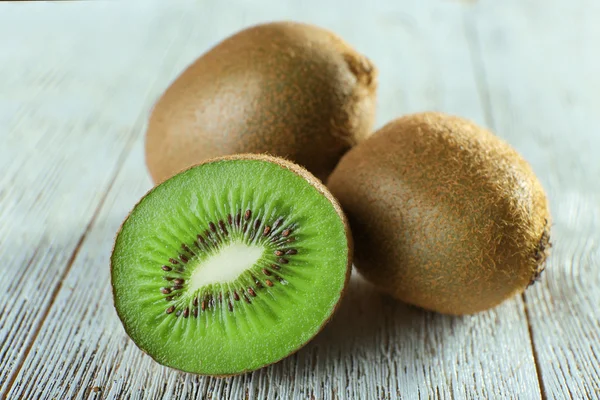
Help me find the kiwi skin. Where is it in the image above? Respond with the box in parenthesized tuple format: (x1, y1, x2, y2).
(327, 112, 551, 315)
(145, 21, 378, 185)
(111, 153, 353, 376)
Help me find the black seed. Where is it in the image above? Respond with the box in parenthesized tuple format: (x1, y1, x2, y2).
(175, 310, 182, 317)
(243, 294, 251, 304)
(271, 264, 281, 270)
(162, 265, 172, 271)
(201, 301, 206, 311)
(255, 280, 263, 288)
(228, 214, 233, 225)
(219, 220, 228, 235)
(248, 287, 256, 297)
(204, 229, 211, 238)
(282, 229, 292, 237)
(182, 244, 191, 253)
(235, 212, 241, 226)
(254, 219, 261, 231)
(173, 278, 184, 285)
(166, 296, 174, 301)
(166, 306, 175, 314)
(243, 223, 248, 233)
(286, 249, 297, 255)
(176, 267, 185, 273)
(218, 293, 223, 302)
(245, 210, 252, 221)
(183, 308, 190, 318)
(193, 297, 198, 307)
(161, 288, 171, 294)
(263, 226, 271, 236)
(273, 217, 284, 230)
(262, 268, 272, 276)
(197, 234, 205, 244)
(163, 276, 174, 281)
(179, 255, 189, 263)
(275, 275, 286, 283)
(274, 250, 284, 256)
(278, 258, 289, 264)
(193, 308, 199, 318)
(286, 237, 296, 243)
(233, 291, 240, 301)
(209, 222, 217, 232)
(265, 279, 274, 287)
(173, 285, 184, 290)
(271, 235, 281, 243)
(169, 258, 179, 265)
(228, 301, 233, 312)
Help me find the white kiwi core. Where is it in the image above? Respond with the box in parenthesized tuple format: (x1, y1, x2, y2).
(187, 242, 264, 291)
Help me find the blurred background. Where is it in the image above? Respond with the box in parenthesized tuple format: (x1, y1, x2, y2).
(1, 1, 598, 399)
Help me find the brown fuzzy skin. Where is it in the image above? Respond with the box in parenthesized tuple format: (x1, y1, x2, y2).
(145, 21, 378, 184)
(111, 154, 353, 376)
(327, 112, 551, 315)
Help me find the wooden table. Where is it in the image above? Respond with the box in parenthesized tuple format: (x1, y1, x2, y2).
(1, 1, 598, 399)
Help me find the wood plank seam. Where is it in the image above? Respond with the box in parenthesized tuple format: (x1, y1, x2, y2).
(463, 12, 496, 133)
(0, 7, 191, 396)
(464, 10, 546, 400)
(523, 296, 548, 400)
(0, 135, 135, 400)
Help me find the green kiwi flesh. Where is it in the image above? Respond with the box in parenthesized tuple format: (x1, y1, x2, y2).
(328, 112, 551, 315)
(111, 155, 351, 375)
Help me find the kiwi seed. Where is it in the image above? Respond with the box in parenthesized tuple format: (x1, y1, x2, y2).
(328, 112, 551, 315)
(153, 210, 300, 316)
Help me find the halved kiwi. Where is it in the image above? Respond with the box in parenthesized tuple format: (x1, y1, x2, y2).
(111, 154, 352, 375)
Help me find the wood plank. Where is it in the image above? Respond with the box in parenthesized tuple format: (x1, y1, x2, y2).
(469, 1, 600, 398)
(0, 2, 191, 396)
(5, 1, 543, 399)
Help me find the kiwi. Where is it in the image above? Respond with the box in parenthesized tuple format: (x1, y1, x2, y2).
(111, 154, 352, 375)
(145, 21, 378, 184)
(327, 112, 551, 315)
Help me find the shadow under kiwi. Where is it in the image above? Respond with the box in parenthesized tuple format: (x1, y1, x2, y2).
(246, 270, 428, 382)
(179, 271, 488, 398)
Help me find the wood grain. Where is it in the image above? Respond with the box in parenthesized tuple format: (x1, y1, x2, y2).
(1, 1, 549, 399)
(471, 1, 600, 398)
(0, 2, 191, 397)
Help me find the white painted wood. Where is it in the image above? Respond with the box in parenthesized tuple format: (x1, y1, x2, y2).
(470, 1, 600, 398)
(0, 2, 192, 397)
(1, 1, 547, 399)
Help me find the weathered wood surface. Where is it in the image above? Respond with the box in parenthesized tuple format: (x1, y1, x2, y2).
(471, 2, 600, 398)
(0, 1, 597, 399)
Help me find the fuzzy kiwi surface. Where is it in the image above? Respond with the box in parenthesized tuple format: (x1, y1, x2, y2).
(327, 112, 551, 315)
(111, 154, 352, 375)
(145, 21, 378, 184)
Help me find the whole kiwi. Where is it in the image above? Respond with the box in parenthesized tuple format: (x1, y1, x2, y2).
(145, 21, 378, 184)
(328, 112, 551, 315)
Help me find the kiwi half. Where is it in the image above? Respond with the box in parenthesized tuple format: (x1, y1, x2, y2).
(328, 112, 551, 315)
(111, 154, 352, 375)
(145, 21, 378, 184)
